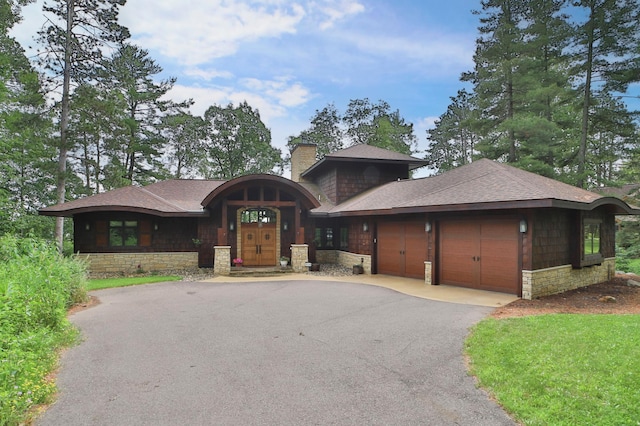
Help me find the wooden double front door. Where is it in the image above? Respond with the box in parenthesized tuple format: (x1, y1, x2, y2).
(241, 224, 277, 266)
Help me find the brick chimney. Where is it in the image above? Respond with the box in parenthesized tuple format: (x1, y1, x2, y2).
(290, 143, 317, 182)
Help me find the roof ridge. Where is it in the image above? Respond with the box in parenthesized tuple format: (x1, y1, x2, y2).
(138, 186, 188, 212)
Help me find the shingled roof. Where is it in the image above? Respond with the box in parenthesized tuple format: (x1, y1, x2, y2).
(301, 144, 428, 178)
(40, 180, 225, 217)
(315, 159, 639, 216)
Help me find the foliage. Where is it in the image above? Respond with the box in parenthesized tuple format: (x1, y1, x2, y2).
(344, 98, 416, 154)
(466, 314, 640, 425)
(288, 98, 418, 160)
(35, 0, 129, 250)
(0, 0, 57, 239)
(199, 102, 283, 179)
(161, 111, 206, 179)
(286, 103, 343, 160)
(429, 0, 640, 188)
(101, 43, 190, 186)
(0, 235, 88, 425)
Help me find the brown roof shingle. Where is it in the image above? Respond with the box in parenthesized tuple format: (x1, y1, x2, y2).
(318, 159, 637, 215)
(40, 180, 225, 217)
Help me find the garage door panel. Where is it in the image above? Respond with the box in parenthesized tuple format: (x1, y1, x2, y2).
(404, 223, 428, 278)
(440, 219, 520, 295)
(377, 223, 402, 276)
(377, 222, 428, 279)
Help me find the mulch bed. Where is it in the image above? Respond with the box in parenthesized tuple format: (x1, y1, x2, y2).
(492, 275, 640, 318)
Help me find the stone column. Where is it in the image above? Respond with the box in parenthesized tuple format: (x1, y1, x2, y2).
(214, 246, 231, 276)
(290, 244, 309, 273)
(424, 261, 432, 285)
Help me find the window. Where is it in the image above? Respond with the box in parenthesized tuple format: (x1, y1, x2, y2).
(109, 221, 138, 247)
(325, 228, 334, 248)
(584, 221, 600, 256)
(578, 218, 603, 267)
(314, 226, 348, 249)
(241, 208, 276, 224)
(340, 227, 349, 250)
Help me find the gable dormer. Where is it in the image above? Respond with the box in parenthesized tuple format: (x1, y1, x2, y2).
(299, 145, 427, 204)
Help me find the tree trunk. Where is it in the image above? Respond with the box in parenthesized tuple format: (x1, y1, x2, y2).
(578, 8, 595, 189)
(55, 0, 75, 253)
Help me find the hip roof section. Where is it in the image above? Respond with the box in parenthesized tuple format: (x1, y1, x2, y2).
(316, 159, 640, 216)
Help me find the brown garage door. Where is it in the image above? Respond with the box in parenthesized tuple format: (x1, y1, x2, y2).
(377, 221, 428, 279)
(439, 219, 519, 294)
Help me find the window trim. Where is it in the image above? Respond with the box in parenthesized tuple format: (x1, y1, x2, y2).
(580, 218, 604, 267)
(108, 220, 139, 247)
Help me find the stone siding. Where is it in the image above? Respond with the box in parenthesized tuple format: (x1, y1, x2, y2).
(291, 244, 309, 273)
(79, 252, 198, 274)
(316, 250, 371, 274)
(214, 246, 231, 276)
(522, 258, 615, 299)
(315, 250, 338, 264)
(290, 144, 317, 183)
(424, 261, 432, 285)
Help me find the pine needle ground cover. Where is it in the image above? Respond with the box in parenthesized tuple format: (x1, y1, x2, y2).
(0, 236, 88, 426)
(466, 314, 640, 425)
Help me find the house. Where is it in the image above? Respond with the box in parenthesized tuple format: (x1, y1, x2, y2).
(40, 144, 640, 299)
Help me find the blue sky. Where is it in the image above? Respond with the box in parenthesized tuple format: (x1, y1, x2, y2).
(14, 0, 479, 166)
(14, 0, 637, 177)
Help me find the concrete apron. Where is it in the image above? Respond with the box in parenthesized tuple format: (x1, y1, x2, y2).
(200, 274, 518, 308)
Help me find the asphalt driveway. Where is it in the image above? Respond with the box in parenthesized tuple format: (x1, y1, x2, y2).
(37, 280, 515, 425)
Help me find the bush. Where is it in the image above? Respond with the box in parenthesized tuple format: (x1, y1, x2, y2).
(0, 235, 88, 425)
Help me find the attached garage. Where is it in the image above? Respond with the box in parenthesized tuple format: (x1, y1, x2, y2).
(439, 219, 520, 294)
(377, 221, 428, 279)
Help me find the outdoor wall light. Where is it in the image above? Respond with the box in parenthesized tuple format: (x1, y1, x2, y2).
(425, 222, 431, 233)
(229, 221, 235, 231)
(154, 223, 159, 231)
(363, 222, 369, 232)
(85, 223, 91, 231)
(519, 219, 528, 233)
(283, 221, 289, 231)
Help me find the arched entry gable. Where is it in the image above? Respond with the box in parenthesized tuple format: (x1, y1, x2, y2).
(201, 174, 321, 209)
(202, 174, 320, 263)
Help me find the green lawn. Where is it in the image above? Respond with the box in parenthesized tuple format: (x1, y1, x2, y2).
(627, 258, 640, 275)
(466, 314, 640, 425)
(87, 275, 182, 291)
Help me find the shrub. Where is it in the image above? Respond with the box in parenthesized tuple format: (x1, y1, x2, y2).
(0, 235, 88, 425)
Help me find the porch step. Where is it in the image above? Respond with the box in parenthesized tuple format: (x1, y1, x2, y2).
(228, 266, 296, 277)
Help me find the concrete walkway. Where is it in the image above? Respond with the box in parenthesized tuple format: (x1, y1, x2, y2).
(201, 273, 518, 308)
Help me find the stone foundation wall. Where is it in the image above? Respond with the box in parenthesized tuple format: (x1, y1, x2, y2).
(522, 258, 615, 300)
(79, 252, 198, 274)
(334, 251, 371, 274)
(315, 250, 338, 264)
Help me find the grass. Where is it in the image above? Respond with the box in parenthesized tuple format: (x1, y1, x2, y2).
(87, 275, 182, 291)
(466, 314, 640, 425)
(626, 258, 640, 275)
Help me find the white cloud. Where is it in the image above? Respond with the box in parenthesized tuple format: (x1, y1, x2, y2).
(314, 0, 365, 30)
(416, 116, 438, 131)
(121, 0, 306, 65)
(339, 30, 474, 73)
(184, 67, 234, 81)
(167, 76, 311, 124)
(240, 76, 311, 107)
